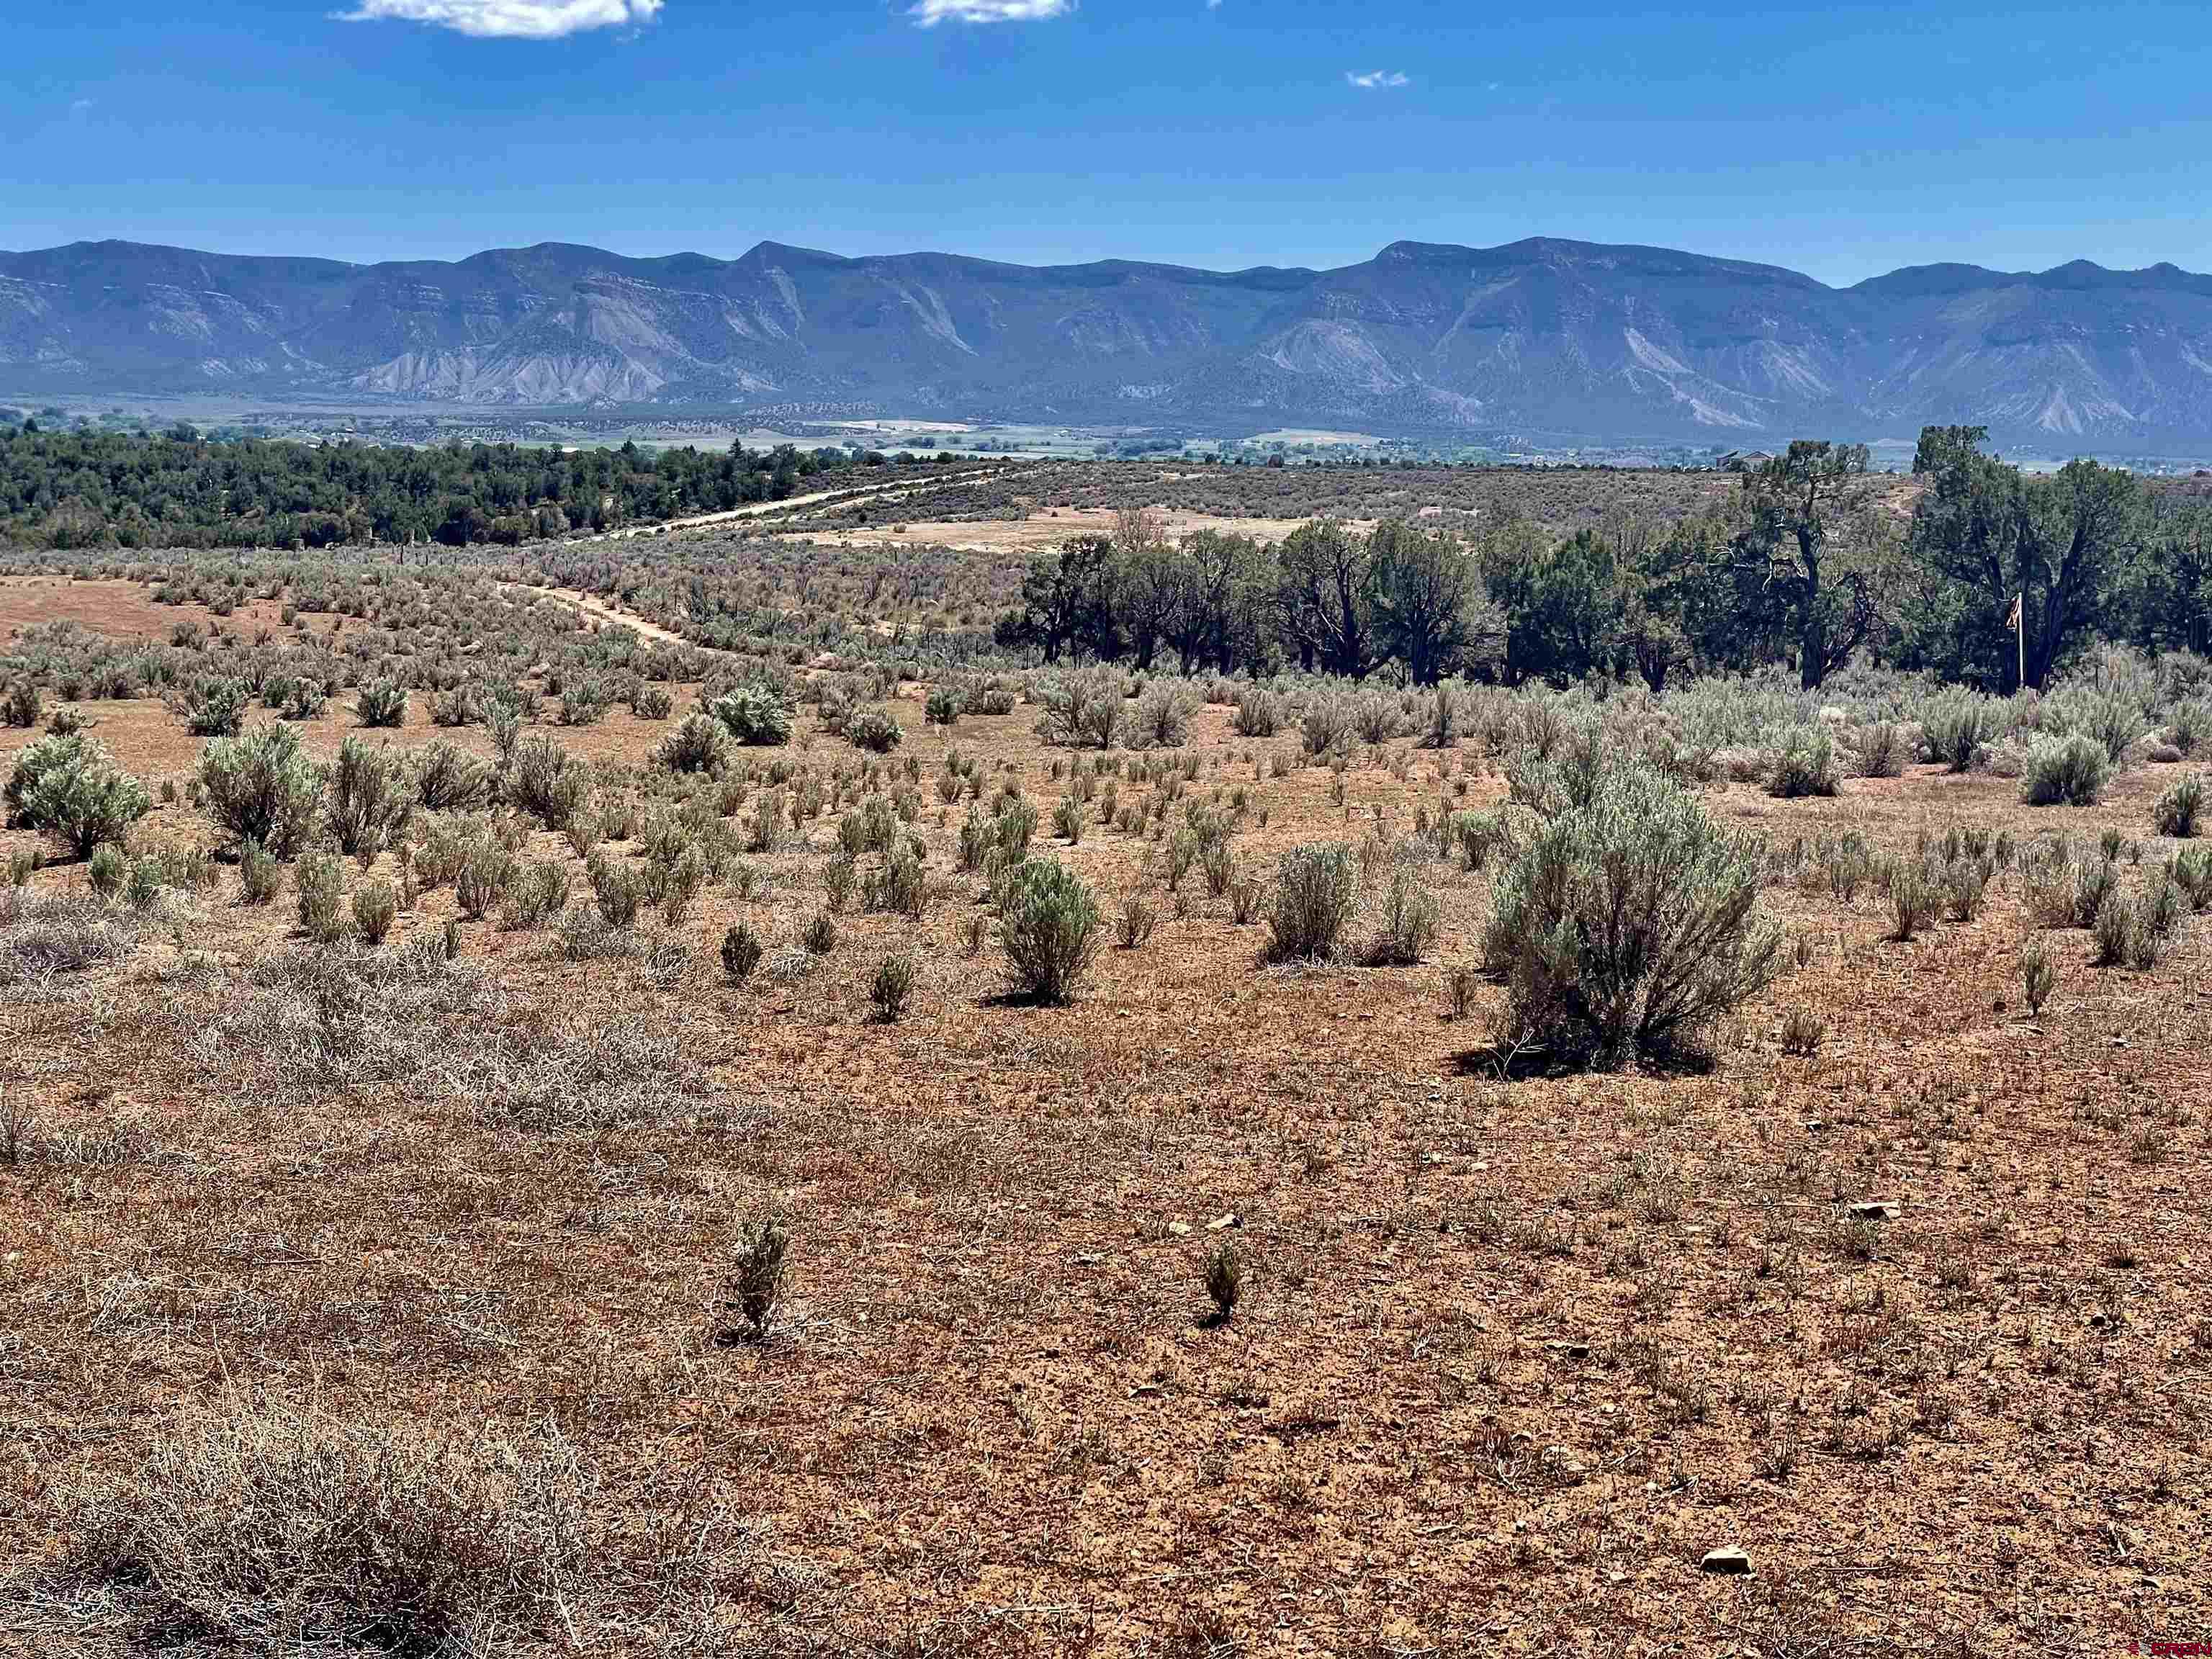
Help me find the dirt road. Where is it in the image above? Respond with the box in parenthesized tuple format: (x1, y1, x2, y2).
(577, 469, 986, 544)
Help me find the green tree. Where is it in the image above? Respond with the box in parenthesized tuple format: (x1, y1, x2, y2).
(1736, 439, 1890, 688)
(1367, 518, 1498, 684)
(1274, 519, 1373, 677)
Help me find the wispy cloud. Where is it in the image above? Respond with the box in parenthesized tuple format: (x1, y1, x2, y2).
(909, 0, 1072, 24)
(338, 0, 662, 39)
(70, 98, 96, 114)
(1346, 69, 1408, 89)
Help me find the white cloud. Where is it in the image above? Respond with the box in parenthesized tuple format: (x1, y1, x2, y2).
(1346, 69, 1408, 89)
(338, 0, 662, 39)
(70, 98, 96, 113)
(909, 0, 1072, 24)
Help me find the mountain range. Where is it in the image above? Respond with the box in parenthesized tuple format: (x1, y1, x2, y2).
(8, 235, 2212, 449)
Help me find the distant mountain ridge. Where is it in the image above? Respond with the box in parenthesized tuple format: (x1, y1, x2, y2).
(8, 234, 2212, 449)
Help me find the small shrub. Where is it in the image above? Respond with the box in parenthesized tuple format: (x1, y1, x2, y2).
(295, 852, 349, 943)
(586, 851, 643, 927)
(870, 953, 916, 1022)
(724, 1213, 788, 1339)
(1889, 859, 1938, 940)
(1779, 1008, 1826, 1056)
(629, 681, 674, 720)
(1052, 795, 1084, 843)
(1920, 689, 1997, 772)
(1367, 866, 1439, 965)
(6, 734, 151, 858)
(2020, 937, 2056, 1015)
(1232, 687, 1281, 737)
(200, 724, 325, 859)
(999, 857, 1102, 1004)
(1, 680, 40, 727)
(708, 683, 793, 746)
(2022, 734, 2110, 806)
(456, 840, 519, 922)
(497, 860, 570, 930)
(351, 878, 397, 944)
(1766, 725, 1839, 799)
(327, 736, 413, 861)
(1483, 760, 1780, 1070)
(2152, 772, 2204, 838)
(847, 706, 904, 753)
(2092, 894, 2139, 967)
(508, 735, 592, 830)
(720, 922, 764, 984)
(1130, 683, 1192, 749)
(557, 679, 608, 728)
(411, 739, 495, 811)
(1267, 844, 1357, 961)
(354, 678, 408, 729)
(1853, 721, 1905, 778)
(801, 909, 838, 954)
(1205, 1244, 1244, 1321)
(657, 711, 729, 775)
(1942, 856, 1991, 922)
(1118, 897, 1156, 948)
(237, 840, 281, 905)
(1447, 963, 1476, 1018)
(181, 677, 249, 737)
(1034, 668, 1123, 749)
(925, 685, 961, 727)
(88, 841, 127, 899)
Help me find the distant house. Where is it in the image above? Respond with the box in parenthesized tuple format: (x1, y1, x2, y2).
(1715, 449, 1777, 472)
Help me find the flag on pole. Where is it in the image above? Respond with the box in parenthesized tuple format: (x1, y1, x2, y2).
(2006, 593, 2022, 630)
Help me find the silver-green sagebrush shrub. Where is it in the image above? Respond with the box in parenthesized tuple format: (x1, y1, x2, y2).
(2152, 771, 2204, 839)
(2021, 734, 2110, 806)
(354, 678, 408, 729)
(707, 684, 793, 747)
(1367, 866, 1440, 965)
(199, 723, 325, 860)
(1483, 759, 1781, 1071)
(327, 737, 414, 861)
(846, 705, 904, 753)
(1267, 843, 1358, 961)
(6, 733, 151, 858)
(999, 856, 1102, 1004)
(1918, 688, 1999, 772)
(1766, 724, 1840, 799)
(508, 735, 592, 830)
(657, 711, 729, 775)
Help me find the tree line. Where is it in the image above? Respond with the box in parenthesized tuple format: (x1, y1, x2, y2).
(996, 433, 2212, 691)
(0, 424, 941, 550)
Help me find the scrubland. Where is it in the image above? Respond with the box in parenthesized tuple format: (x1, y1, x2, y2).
(0, 519, 2206, 1658)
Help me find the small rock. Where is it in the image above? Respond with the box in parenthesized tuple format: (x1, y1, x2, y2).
(1848, 1201, 1900, 1222)
(1206, 1213, 1241, 1231)
(1166, 1220, 1192, 1237)
(1423, 1151, 1444, 1166)
(1700, 1547, 1753, 1575)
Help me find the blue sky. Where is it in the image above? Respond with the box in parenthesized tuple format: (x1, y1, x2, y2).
(6, 0, 2208, 286)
